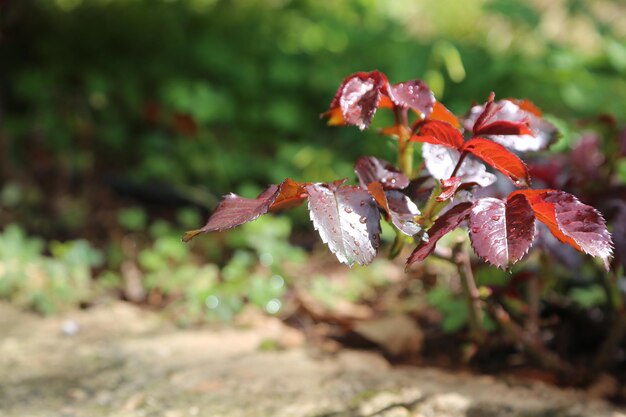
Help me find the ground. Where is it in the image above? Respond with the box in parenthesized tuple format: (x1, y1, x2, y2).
(1, 301, 625, 417)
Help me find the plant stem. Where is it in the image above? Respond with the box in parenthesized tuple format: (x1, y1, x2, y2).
(449, 151, 468, 178)
(395, 107, 413, 177)
(453, 240, 484, 343)
(587, 270, 626, 381)
(489, 303, 575, 376)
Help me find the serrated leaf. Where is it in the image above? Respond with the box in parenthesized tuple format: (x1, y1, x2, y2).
(306, 183, 381, 266)
(406, 202, 474, 266)
(422, 143, 496, 187)
(183, 178, 308, 242)
(410, 120, 464, 150)
(387, 80, 435, 117)
(465, 98, 558, 151)
(512, 189, 614, 270)
(324, 71, 389, 130)
(183, 185, 280, 242)
(354, 156, 409, 190)
(461, 138, 530, 187)
(367, 182, 421, 236)
(468, 196, 535, 269)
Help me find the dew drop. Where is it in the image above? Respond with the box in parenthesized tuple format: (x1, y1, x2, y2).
(344, 207, 353, 213)
(491, 215, 501, 221)
(359, 216, 367, 224)
(390, 178, 397, 185)
(471, 227, 481, 233)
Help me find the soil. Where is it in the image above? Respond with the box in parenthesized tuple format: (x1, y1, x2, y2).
(1, 301, 625, 417)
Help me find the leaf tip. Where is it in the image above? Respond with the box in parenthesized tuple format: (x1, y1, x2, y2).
(182, 229, 203, 243)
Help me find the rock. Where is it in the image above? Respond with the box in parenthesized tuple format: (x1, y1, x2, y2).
(0, 301, 624, 417)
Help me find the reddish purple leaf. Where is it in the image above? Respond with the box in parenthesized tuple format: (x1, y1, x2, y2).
(542, 191, 614, 270)
(465, 99, 558, 151)
(512, 189, 614, 270)
(406, 202, 474, 266)
(468, 195, 536, 269)
(367, 182, 421, 236)
(410, 120, 464, 150)
(183, 178, 309, 242)
(182, 185, 280, 242)
(306, 183, 381, 266)
(387, 80, 435, 118)
(422, 143, 496, 187)
(474, 120, 532, 137)
(355, 156, 409, 190)
(461, 138, 530, 187)
(326, 71, 389, 130)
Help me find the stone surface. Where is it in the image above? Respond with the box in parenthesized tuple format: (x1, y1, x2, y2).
(0, 301, 625, 417)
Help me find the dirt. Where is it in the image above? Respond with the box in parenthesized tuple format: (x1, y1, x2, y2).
(1, 301, 625, 417)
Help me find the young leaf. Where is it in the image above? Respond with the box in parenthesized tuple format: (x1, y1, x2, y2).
(269, 178, 309, 211)
(324, 71, 389, 130)
(461, 138, 530, 187)
(306, 183, 381, 266)
(465, 99, 558, 151)
(437, 177, 462, 202)
(410, 120, 464, 150)
(367, 181, 421, 236)
(387, 80, 435, 118)
(422, 143, 496, 187)
(468, 195, 535, 269)
(182, 185, 280, 242)
(355, 156, 409, 190)
(406, 202, 474, 266)
(513, 189, 614, 270)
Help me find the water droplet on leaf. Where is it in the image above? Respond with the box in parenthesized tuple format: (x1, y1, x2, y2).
(359, 216, 367, 224)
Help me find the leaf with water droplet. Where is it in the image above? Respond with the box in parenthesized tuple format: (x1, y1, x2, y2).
(387, 80, 435, 118)
(354, 156, 409, 190)
(510, 189, 614, 270)
(422, 143, 496, 187)
(468, 196, 535, 269)
(323, 71, 389, 130)
(367, 181, 421, 236)
(464, 97, 558, 152)
(306, 183, 381, 266)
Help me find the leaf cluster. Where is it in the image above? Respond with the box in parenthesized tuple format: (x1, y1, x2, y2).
(185, 71, 613, 272)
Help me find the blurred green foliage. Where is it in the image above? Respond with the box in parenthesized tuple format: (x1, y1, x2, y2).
(0, 224, 103, 314)
(3, 0, 625, 201)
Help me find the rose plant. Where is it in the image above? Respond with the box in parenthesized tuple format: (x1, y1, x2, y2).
(183, 71, 613, 274)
